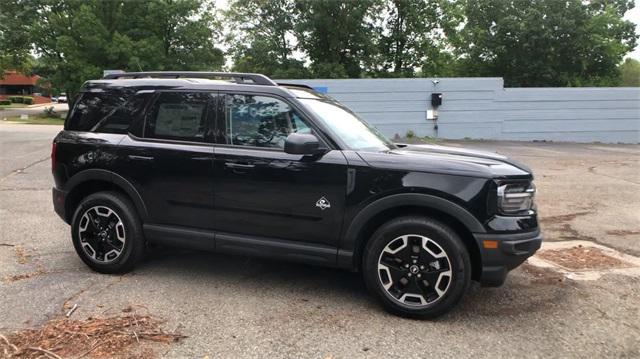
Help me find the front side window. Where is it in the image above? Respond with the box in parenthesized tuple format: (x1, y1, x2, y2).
(146, 92, 212, 142)
(219, 94, 311, 149)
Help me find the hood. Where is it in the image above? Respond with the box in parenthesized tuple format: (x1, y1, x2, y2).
(356, 144, 532, 179)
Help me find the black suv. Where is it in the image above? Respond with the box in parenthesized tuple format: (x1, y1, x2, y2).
(52, 72, 542, 318)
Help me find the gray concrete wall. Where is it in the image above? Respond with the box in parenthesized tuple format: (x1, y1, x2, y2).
(283, 78, 640, 143)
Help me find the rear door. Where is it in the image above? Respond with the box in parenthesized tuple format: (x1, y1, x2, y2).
(211, 92, 348, 246)
(117, 91, 218, 230)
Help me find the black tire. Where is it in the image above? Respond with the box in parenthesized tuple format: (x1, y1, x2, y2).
(362, 216, 471, 319)
(71, 191, 145, 274)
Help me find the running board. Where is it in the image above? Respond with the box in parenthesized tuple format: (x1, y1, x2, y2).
(143, 224, 340, 267)
(144, 224, 214, 251)
(216, 232, 337, 266)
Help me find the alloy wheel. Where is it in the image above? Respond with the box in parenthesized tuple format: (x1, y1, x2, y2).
(377, 234, 452, 307)
(78, 206, 126, 263)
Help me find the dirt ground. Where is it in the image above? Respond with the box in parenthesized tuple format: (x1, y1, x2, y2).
(1, 123, 639, 358)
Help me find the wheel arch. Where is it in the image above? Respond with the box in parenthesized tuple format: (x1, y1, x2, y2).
(342, 194, 484, 280)
(63, 169, 148, 223)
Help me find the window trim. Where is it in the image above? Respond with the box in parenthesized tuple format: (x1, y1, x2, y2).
(142, 90, 217, 144)
(215, 91, 333, 152)
(127, 132, 215, 148)
(127, 89, 156, 138)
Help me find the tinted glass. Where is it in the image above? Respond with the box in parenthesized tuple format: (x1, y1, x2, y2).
(219, 94, 311, 149)
(65, 89, 135, 133)
(299, 99, 393, 151)
(146, 92, 212, 142)
(95, 92, 152, 134)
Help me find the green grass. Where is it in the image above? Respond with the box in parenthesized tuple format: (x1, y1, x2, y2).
(0, 103, 30, 110)
(397, 135, 441, 144)
(2, 115, 65, 125)
(421, 136, 440, 143)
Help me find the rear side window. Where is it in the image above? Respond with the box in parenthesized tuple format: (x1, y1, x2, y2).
(145, 92, 213, 142)
(65, 89, 141, 134)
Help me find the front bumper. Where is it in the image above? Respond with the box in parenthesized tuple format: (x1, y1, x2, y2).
(473, 230, 542, 287)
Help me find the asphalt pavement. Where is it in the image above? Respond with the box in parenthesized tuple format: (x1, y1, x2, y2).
(1, 122, 639, 358)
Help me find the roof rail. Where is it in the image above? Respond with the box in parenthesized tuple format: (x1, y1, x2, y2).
(276, 82, 316, 90)
(102, 71, 277, 86)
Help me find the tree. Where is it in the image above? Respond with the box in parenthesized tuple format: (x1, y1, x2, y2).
(619, 58, 640, 86)
(295, 0, 379, 78)
(3, 0, 638, 87)
(370, 0, 459, 77)
(3, 0, 224, 96)
(0, 1, 37, 76)
(116, 0, 225, 71)
(225, 0, 308, 78)
(455, 0, 638, 87)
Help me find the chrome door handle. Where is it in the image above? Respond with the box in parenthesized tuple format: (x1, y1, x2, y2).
(128, 155, 154, 161)
(224, 162, 255, 169)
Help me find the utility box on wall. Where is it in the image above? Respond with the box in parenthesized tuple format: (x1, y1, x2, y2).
(431, 93, 443, 107)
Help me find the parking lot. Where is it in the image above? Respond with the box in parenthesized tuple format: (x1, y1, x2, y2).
(1, 122, 639, 358)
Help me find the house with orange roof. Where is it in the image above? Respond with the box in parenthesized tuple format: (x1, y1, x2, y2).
(0, 70, 51, 104)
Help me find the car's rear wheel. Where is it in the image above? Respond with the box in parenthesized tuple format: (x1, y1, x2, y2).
(71, 191, 145, 273)
(362, 216, 471, 319)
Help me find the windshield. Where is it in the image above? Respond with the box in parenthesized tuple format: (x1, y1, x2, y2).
(300, 99, 394, 151)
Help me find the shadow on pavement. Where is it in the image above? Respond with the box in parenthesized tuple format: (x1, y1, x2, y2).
(131, 247, 574, 321)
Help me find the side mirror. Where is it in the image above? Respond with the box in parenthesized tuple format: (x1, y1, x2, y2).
(284, 133, 324, 155)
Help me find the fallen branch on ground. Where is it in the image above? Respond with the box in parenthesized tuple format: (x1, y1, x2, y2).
(0, 312, 186, 358)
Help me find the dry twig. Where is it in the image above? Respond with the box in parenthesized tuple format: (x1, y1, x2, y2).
(0, 333, 18, 352)
(66, 303, 78, 318)
(27, 346, 63, 359)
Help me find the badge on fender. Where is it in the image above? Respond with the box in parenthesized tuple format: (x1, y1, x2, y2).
(316, 197, 331, 210)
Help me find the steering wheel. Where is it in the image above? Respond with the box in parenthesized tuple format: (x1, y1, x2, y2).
(255, 131, 275, 145)
(256, 119, 276, 145)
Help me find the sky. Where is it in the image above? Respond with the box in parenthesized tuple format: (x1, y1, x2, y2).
(624, 5, 640, 60)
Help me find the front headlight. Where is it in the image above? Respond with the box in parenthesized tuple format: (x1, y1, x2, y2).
(497, 182, 536, 214)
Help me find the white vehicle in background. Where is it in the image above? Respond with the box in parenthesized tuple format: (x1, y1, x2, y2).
(57, 93, 68, 103)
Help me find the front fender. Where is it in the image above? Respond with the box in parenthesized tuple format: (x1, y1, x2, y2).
(337, 193, 485, 268)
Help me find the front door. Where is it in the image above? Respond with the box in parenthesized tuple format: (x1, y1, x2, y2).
(212, 93, 348, 246)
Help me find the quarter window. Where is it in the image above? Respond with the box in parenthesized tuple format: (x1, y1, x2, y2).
(65, 89, 137, 133)
(219, 94, 311, 149)
(146, 92, 212, 142)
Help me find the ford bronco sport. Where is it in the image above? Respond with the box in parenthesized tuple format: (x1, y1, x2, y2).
(52, 72, 542, 318)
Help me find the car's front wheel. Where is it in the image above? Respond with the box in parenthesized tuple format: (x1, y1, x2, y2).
(362, 216, 471, 319)
(71, 191, 145, 273)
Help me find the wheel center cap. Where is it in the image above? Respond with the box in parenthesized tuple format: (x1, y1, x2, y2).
(409, 265, 420, 274)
